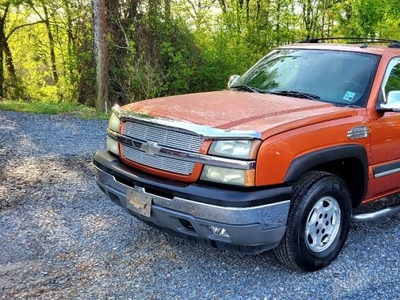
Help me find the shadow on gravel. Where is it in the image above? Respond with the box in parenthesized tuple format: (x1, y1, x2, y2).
(0, 111, 106, 210)
(0, 155, 95, 210)
(161, 232, 285, 269)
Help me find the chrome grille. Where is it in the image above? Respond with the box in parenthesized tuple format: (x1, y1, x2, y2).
(121, 121, 203, 175)
(122, 146, 195, 175)
(123, 122, 203, 152)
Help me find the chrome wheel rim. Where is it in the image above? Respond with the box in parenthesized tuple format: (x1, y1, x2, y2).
(305, 196, 341, 253)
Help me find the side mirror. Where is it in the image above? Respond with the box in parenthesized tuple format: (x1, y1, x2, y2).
(377, 90, 400, 112)
(227, 75, 240, 89)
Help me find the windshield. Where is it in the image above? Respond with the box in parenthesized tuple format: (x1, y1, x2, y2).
(231, 49, 380, 107)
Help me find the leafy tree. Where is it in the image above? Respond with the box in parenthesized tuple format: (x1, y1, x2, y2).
(0, 0, 30, 99)
(3, 0, 400, 111)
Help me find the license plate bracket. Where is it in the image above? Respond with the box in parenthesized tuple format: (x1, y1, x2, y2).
(126, 187, 152, 217)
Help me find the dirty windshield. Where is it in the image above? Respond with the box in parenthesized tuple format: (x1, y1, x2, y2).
(231, 49, 380, 107)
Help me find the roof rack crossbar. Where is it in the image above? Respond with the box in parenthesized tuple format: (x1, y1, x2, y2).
(299, 37, 400, 45)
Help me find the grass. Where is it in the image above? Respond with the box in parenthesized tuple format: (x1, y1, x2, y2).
(0, 100, 110, 119)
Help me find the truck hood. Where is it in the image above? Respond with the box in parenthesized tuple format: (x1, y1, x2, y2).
(121, 91, 355, 137)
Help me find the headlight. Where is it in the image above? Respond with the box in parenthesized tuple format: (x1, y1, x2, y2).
(106, 136, 119, 155)
(209, 140, 260, 159)
(200, 165, 255, 186)
(202, 139, 260, 186)
(108, 113, 120, 132)
(106, 113, 120, 156)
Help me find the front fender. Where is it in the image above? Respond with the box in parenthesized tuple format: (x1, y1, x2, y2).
(284, 145, 369, 206)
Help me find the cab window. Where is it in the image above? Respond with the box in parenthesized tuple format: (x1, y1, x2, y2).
(382, 57, 400, 101)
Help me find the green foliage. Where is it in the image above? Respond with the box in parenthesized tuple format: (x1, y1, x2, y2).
(0, 99, 109, 118)
(106, 5, 211, 105)
(337, 0, 384, 37)
(2, 0, 93, 104)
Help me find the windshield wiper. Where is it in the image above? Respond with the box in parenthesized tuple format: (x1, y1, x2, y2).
(270, 90, 320, 100)
(231, 85, 261, 93)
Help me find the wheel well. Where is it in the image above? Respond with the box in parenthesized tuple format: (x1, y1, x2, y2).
(310, 158, 364, 208)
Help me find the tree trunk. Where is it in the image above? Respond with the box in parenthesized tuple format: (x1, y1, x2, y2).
(43, 6, 58, 84)
(2, 31, 16, 82)
(0, 5, 9, 98)
(164, 0, 170, 21)
(61, 0, 75, 84)
(0, 16, 4, 98)
(0, 19, 19, 96)
(93, 0, 109, 112)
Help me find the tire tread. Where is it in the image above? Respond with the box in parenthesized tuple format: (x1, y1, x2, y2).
(274, 171, 350, 271)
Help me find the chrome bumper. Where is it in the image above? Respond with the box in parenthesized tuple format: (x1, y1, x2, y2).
(93, 151, 291, 253)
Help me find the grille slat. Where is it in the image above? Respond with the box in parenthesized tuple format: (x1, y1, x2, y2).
(123, 122, 203, 152)
(121, 121, 203, 175)
(122, 146, 195, 174)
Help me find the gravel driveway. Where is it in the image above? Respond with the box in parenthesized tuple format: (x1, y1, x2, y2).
(0, 110, 399, 299)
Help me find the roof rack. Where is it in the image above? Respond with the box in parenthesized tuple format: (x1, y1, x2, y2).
(299, 37, 400, 48)
(388, 42, 400, 48)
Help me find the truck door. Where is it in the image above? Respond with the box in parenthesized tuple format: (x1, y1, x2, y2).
(369, 57, 400, 197)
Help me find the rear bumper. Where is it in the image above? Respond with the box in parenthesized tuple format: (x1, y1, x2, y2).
(93, 150, 291, 253)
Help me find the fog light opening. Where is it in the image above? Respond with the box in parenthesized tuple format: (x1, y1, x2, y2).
(208, 226, 230, 238)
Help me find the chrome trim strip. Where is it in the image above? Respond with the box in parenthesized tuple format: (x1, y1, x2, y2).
(352, 206, 400, 222)
(112, 105, 262, 140)
(108, 128, 256, 170)
(374, 167, 400, 178)
(167, 197, 290, 229)
(94, 166, 290, 228)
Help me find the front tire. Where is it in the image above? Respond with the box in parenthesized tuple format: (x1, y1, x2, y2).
(274, 171, 352, 272)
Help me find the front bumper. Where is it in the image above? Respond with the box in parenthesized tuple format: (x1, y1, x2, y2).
(93, 150, 291, 254)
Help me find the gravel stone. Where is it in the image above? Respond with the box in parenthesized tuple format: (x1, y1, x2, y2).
(0, 110, 399, 299)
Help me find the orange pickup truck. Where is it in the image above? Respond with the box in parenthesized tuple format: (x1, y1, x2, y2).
(93, 38, 400, 271)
